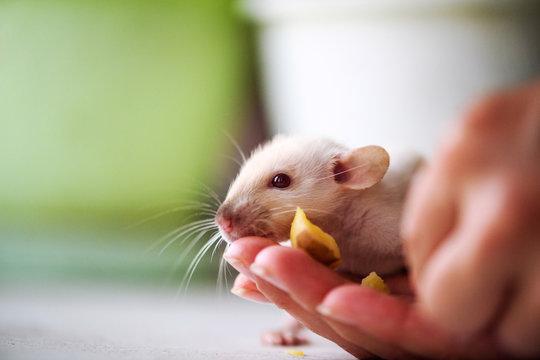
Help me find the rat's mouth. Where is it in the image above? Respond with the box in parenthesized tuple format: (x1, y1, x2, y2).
(215, 211, 282, 243)
(220, 228, 275, 243)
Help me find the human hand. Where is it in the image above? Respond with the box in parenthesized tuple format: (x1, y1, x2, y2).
(402, 81, 540, 357)
(224, 237, 498, 359)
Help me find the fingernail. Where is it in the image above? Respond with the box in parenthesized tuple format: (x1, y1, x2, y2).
(231, 286, 244, 296)
(223, 255, 252, 277)
(316, 304, 332, 316)
(231, 287, 270, 304)
(250, 263, 289, 292)
(231, 286, 251, 298)
(231, 286, 255, 300)
(316, 304, 355, 325)
(223, 246, 234, 258)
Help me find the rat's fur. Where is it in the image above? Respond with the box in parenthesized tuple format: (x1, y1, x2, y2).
(217, 135, 422, 276)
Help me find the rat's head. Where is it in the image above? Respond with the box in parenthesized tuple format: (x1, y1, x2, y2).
(215, 135, 389, 243)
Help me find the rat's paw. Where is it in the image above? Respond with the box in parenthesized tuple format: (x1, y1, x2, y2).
(260, 330, 309, 346)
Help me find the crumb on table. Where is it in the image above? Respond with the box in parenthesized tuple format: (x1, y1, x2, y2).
(285, 349, 305, 356)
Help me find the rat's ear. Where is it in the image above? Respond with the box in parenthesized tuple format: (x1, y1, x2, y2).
(333, 145, 390, 190)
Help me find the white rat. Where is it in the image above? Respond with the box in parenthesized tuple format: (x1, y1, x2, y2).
(215, 135, 423, 344)
(216, 135, 422, 275)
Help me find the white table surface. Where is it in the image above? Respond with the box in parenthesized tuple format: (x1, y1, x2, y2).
(0, 283, 355, 360)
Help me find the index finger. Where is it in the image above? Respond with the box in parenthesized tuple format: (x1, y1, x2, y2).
(401, 163, 457, 286)
(252, 245, 498, 359)
(251, 245, 408, 359)
(223, 236, 277, 279)
(319, 284, 463, 358)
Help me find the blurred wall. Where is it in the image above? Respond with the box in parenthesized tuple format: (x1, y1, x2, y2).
(242, 0, 540, 156)
(0, 0, 251, 222)
(0, 0, 257, 286)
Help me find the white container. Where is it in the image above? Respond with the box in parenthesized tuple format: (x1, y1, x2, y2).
(241, 0, 540, 156)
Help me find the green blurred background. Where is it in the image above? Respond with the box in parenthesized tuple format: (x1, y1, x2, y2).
(0, 0, 261, 287)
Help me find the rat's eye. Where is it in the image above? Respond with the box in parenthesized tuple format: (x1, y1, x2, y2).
(271, 173, 291, 189)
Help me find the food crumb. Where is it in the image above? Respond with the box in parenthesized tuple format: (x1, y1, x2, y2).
(361, 271, 390, 293)
(290, 207, 341, 269)
(285, 349, 305, 356)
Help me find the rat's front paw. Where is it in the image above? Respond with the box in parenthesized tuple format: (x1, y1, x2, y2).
(260, 329, 309, 346)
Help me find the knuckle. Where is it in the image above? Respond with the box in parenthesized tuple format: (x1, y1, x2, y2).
(496, 270, 540, 357)
(497, 176, 536, 233)
(437, 127, 464, 164)
(472, 175, 535, 259)
(270, 296, 291, 310)
(435, 128, 473, 177)
(463, 92, 506, 131)
(497, 310, 540, 357)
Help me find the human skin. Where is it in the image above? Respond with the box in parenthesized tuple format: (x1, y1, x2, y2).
(225, 81, 539, 359)
(224, 237, 500, 358)
(401, 80, 540, 358)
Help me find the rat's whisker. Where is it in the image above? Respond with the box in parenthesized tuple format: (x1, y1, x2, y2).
(267, 205, 295, 213)
(179, 198, 216, 207)
(225, 253, 233, 277)
(211, 235, 226, 261)
(196, 209, 218, 217)
(252, 218, 276, 231)
(317, 162, 369, 181)
(174, 228, 216, 268)
(178, 232, 222, 295)
(220, 154, 243, 168)
(174, 223, 218, 248)
(300, 207, 334, 216)
(271, 209, 299, 217)
(134, 198, 199, 212)
(217, 240, 231, 296)
(269, 204, 335, 218)
(171, 228, 218, 280)
(183, 189, 222, 207)
(127, 204, 215, 229)
(144, 216, 211, 254)
(196, 181, 223, 207)
(223, 130, 247, 164)
(220, 256, 234, 297)
(159, 221, 217, 256)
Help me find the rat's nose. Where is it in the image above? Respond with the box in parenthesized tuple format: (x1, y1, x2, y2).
(215, 207, 234, 234)
(216, 215, 233, 233)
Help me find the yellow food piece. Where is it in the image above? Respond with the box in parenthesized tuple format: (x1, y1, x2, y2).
(290, 207, 342, 269)
(285, 349, 305, 356)
(361, 272, 390, 293)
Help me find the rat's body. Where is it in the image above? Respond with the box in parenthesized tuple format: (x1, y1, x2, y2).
(326, 161, 418, 276)
(216, 135, 423, 277)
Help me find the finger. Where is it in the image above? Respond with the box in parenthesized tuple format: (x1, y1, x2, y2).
(252, 275, 373, 359)
(250, 246, 347, 308)
(223, 236, 277, 280)
(460, 82, 540, 153)
(401, 164, 456, 285)
(226, 239, 371, 357)
(383, 273, 414, 297)
(497, 243, 540, 358)
(251, 246, 411, 359)
(318, 284, 497, 359)
(418, 178, 520, 336)
(231, 273, 270, 303)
